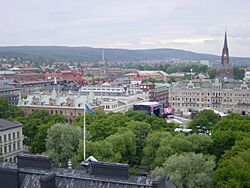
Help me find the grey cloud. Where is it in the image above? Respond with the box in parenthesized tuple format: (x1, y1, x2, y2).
(0, 0, 250, 56)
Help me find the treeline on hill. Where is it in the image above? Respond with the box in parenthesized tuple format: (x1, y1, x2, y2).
(1, 46, 250, 65)
(1, 97, 250, 188)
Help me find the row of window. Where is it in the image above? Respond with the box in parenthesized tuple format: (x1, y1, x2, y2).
(173, 91, 250, 97)
(105, 104, 118, 109)
(50, 110, 81, 116)
(173, 103, 236, 109)
(0, 131, 20, 143)
(172, 97, 249, 104)
(0, 141, 21, 155)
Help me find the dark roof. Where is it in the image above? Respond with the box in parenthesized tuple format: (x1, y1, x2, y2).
(0, 87, 20, 92)
(0, 119, 23, 131)
(0, 154, 177, 188)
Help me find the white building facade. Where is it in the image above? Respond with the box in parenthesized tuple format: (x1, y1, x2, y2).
(0, 119, 23, 162)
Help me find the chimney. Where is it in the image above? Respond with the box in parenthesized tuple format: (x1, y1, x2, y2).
(90, 161, 129, 180)
(40, 173, 56, 188)
(0, 168, 19, 188)
(17, 154, 52, 170)
(152, 174, 166, 188)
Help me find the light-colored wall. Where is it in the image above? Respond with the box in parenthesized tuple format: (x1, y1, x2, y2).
(169, 88, 250, 115)
(0, 127, 23, 162)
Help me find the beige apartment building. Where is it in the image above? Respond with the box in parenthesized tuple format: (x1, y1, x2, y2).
(169, 79, 250, 115)
(0, 119, 23, 162)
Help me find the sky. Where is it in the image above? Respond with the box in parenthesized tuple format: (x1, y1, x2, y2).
(1, 0, 250, 57)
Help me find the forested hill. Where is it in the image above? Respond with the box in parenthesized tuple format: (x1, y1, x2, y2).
(0, 46, 249, 65)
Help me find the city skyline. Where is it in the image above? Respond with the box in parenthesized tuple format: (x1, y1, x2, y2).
(1, 0, 250, 57)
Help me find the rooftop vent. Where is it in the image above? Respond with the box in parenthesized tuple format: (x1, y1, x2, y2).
(17, 154, 51, 170)
(90, 161, 129, 180)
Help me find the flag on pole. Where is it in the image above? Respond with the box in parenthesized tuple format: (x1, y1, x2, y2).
(85, 104, 96, 115)
(83, 104, 95, 161)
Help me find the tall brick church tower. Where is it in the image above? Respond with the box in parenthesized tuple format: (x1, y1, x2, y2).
(221, 32, 229, 65)
(212, 31, 234, 79)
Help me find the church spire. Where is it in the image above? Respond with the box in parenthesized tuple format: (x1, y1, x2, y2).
(221, 31, 229, 65)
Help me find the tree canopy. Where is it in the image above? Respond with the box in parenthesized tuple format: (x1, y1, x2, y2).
(188, 109, 221, 133)
(0, 97, 24, 119)
(151, 152, 215, 188)
(214, 137, 250, 188)
(16, 109, 66, 154)
(46, 124, 81, 167)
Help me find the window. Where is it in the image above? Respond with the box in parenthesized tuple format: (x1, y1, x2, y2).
(0, 136, 1, 143)
(4, 135, 6, 142)
(9, 145, 11, 152)
(17, 132, 20, 138)
(13, 132, 15, 139)
(4, 146, 7, 154)
(17, 142, 20, 150)
(8, 133, 11, 141)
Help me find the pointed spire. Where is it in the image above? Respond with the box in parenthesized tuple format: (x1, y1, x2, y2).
(223, 31, 228, 49)
(221, 31, 229, 65)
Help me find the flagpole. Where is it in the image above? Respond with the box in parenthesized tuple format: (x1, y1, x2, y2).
(83, 104, 86, 160)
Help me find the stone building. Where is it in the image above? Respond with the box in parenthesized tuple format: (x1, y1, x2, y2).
(79, 84, 149, 113)
(169, 79, 250, 115)
(18, 88, 94, 124)
(0, 119, 23, 162)
(140, 82, 170, 106)
(18, 85, 149, 121)
(0, 87, 20, 105)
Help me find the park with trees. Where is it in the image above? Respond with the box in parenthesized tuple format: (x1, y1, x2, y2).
(1, 97, 250, 187)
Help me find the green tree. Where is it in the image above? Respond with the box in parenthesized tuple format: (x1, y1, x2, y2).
(46, 124, 81, 167)
(233, 67, 245, 80)
(152, 153, 216, 188)
(0, 97, 24, 119)
(125, 110, 148, 122)
(214, 137, 250, 188)
(106, 128, 136, 164)
(143, 132, 213, 169)
(18, 109, 65, 153)
(86, 112, 130, 141)
(86, 140, 122, 162)
(211, 113, 250, 159)
(31, 123, 54, 154)
(146, 115, 177, 131)
(126, 120, 151, 165)
(208, 68, 216, 79)
(189, 109, 221, 133)
(142, 131, 173, 168)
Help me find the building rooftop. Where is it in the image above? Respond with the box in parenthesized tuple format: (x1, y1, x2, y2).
(0, 119, 23, 131)
(0, 154, 177, 188)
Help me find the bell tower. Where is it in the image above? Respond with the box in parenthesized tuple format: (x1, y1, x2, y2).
(221, 32, 229, 65)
